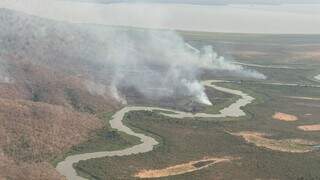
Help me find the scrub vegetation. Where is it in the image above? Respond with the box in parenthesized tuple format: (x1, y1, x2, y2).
(72, 32, 320, 179)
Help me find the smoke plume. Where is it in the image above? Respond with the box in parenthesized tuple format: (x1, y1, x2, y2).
(96, 29, 265, 105)
(0, 3, 266, 105)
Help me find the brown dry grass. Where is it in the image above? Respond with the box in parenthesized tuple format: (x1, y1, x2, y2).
(272, 112, 298, 122)
(4, 61, 120, 113)
(0, 98, 104, 159)
(234, 131, 316, 153)
(0, 97, 106, 180)
(134, 157, 234, 179)
(0, 152, 65, 180)
(0, 9, 125, 179)
(0, 50, 121, 179)
(298, 124, 320, 131)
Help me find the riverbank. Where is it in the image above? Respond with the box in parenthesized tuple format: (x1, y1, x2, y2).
(55, 80, 255, 180)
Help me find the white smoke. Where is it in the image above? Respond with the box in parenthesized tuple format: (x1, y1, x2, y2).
(84, 80, 107, 96)
(100, 30, 209, 104)
(182, 79, 212, 105)
(0, 75, 11, 83)
(0, 3, 266, 106)
(198, 45, 267, 79)
(97, 30, 265, 105)
(109, 85, 127, 105)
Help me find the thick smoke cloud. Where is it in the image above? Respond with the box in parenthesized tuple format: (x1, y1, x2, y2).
(196, 45, 266, 79)
(0, 3, 266, 105)
(91, 29, 265, 105)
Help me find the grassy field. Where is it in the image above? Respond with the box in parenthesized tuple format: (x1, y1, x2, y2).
(61, 32, 320, 179)
(74, 108, 320, 179)
(73, 79, 320, 179)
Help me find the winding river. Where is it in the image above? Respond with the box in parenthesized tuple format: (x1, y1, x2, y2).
(2, 1, 319, 179)
(56, 80, 255, 180)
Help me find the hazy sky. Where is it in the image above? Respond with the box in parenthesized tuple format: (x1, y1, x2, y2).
(68, 0, 320, 5)
(1, 0, 320, 34)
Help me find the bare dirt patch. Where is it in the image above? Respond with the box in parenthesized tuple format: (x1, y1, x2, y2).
(134, 157, 235, 179)
(273, 112, 298, 122)
(234, 131, 316, 153)
(298, 124, 320, 131)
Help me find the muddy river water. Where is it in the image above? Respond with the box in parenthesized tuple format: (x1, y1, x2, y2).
(56, 80, 255, 180)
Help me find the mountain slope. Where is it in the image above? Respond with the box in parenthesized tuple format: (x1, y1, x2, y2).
(0, 9, 121, 179)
